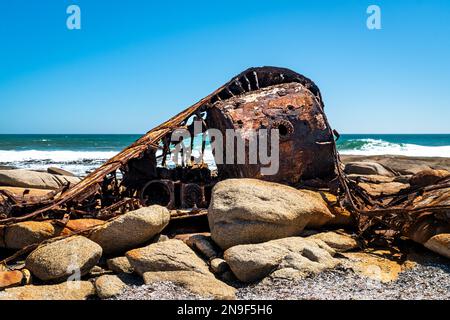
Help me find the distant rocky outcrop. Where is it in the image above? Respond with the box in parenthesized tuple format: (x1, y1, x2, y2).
(344, 162, 394, 177)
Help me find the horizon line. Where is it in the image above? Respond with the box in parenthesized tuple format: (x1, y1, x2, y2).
(1, 133, 450, 135)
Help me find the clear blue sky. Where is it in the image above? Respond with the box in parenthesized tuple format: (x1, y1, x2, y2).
(0, 0, 449, 134)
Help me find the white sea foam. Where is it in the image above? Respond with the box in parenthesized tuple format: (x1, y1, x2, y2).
(0, 148, 219, 176)
(0, 150, 118, 163)
(1, 138, 448, 177)
(0, 150, 119, 176)
(339, 139, 450, 157)
(156, 148, 217, 168)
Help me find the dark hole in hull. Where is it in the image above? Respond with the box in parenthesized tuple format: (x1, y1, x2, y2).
(141, 181, 172, 207)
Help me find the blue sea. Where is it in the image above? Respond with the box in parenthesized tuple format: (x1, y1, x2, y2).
(0, 134, 449, 176)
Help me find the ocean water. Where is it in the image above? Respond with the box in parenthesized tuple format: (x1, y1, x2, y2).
(0, 134, 449, 176)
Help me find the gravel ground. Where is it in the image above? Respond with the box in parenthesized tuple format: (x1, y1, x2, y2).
(110, 259, 450, 300)
(237, 263, 450, 300)
(110, 282, 204, 300)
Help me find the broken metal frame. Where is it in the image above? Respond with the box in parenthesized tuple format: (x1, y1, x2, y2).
(0, 66, 449, 254)
(0, 67, 326, 224)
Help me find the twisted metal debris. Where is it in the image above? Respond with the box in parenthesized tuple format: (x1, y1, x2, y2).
(0, 66, 448, 255)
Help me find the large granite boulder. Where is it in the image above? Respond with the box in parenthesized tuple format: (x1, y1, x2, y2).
(0, 219, 106, 249)
(208, 179, 334, 249)
(223, 237, 338, 283)
(25, 236, 102, 281)
(0, 169, 80, 190)
(89, 206, 170, 255)
(1, 221, 62, 249)
(126, 239, 210, 276)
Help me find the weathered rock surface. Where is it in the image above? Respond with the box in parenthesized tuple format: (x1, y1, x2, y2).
(407, 216, 450, 244)
(307, 231, 359, 252)
(208, 179, 334, 249)
(126, 239, 210, 276)
(358, 182, 409, 197)
(0, 219, 106, 249)
(143, 271, 236, 300)
(347, 174, 396, 184)
(393, 175, 413, 184)
(47, 167, 76, 177)
(89, 266, 112, 277)
(344, 162, 394, 177)
(409, 169, 450, 188)
(152, 234, 170, 243)
(0, 169, 80, 190)
(322, 192, 355, 227)
(210, 258, 229, 274)
(424, 234, 450, 259)
(25, 236, 102, 281)
(174, 232, 210, 242)
(223, 237, 337, 283)
(0, 281, 95, 300)
(0, 186, 51, 197)
(0, 270, 31, 290)
(64, 219, 105, 233)
(89, 206, 170, 254)
(2, 221, 62, 249)
(341, 251, 402, 283)
(95, 275, 127, 299)
(107, 257, 134, 274)
(185, 234, 221, 260)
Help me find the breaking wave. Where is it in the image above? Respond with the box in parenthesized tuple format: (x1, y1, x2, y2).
(0, 150, 119, 176)
(0, 148, 218, 176)
(1, 137, 449, 176)
(337, 139, 450, 157)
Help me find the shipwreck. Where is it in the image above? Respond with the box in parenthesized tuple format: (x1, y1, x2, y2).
(0, 66, 449, 265)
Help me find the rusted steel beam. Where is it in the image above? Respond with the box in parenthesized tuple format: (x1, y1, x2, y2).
(0, 67, 326, 223)
(0, 66, 448, 253)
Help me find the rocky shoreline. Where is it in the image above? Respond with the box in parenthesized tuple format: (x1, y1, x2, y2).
(0, 155, 449, 300)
